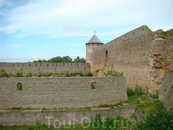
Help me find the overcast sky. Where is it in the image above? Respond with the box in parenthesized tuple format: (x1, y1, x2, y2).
(0, 0, 173, 62)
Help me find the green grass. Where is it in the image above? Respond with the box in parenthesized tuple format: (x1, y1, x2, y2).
(130, 114, 138, 121)
(6, 107, 40, 110)
(125, 85, 162, 113)
(104, 71, 123, 77)
(114, 101, 124, 107)
(98, 104, 114, 108)
(136, 100, 164, 113)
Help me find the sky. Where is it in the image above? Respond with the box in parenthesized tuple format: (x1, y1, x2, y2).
(0, 0, 173, 62)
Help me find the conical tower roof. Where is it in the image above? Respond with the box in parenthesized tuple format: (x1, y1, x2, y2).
(87, 34, 103, 44)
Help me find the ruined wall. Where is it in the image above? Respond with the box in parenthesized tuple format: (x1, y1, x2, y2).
(0, 77, 127, 109)
(148, 30, 173, 93)
(0, 62, 91, 75)
(91, 26, 173, 94)
(159, 73, 173, 110)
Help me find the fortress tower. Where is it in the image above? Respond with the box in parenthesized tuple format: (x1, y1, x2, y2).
(85, 33, 104, 63)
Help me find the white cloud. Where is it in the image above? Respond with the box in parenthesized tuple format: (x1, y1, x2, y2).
(0, 0, 172, 38)
(32, 56, 38, 59)
(6, 44, 25, 49)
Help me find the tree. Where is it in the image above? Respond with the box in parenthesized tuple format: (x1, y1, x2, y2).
(62, 56, 72, 62)
(48, 56, 62, 62)
(32, 56, 86, 63)
(73, 56, 86, 63)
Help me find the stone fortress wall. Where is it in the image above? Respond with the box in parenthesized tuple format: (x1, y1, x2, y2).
(0, 25, 172, 126)
(0, 77, 127, 109)
(0, 62, 91, 75)
(90, 26, 173, 94)
(0, 105, 136, 126)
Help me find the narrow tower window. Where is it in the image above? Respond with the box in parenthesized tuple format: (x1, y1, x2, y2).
(105, 50, 108, 66)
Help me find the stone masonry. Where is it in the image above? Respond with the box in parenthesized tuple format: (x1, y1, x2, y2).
(89, 26, 173, 94)
(0, 62, 91, 75)
(0, 77, 127, 109)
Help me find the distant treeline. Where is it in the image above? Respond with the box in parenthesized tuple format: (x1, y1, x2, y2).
(33, 56, 86, 63)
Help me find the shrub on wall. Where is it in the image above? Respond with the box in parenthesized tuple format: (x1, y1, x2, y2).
(26, 72, 32, 77)
(0, 69, 9, 77)
(127, 87, 135, 97)
(83, 72, 93, 77)
(127, 85, 148, 97)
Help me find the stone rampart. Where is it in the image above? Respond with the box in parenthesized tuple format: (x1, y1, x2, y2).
(0, 62, 91, 75)
(91, 26, 173, 94)
(0, 105, 137, 126)
(0, 77, 127, 109)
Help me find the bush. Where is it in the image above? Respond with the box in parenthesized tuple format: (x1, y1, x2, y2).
(127, 85, 147, 97)
(0, 69, 9, 77)
(65, 72, 71, 77)
(134, 85, 146, 96)
(83, 72, 93, 77)
(133, 110, 173, 130)
(127, 88, 135, 97)
(71, 72, 83, 77)
(16, 71, 23, 77)
(26, 72, 32, 77)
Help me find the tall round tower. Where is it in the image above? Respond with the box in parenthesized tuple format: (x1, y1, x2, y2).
(85, 33, 104, 64)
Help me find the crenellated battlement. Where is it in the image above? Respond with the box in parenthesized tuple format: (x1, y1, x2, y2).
(0, 62, 90, 67)
(0, 62, 91, 75)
